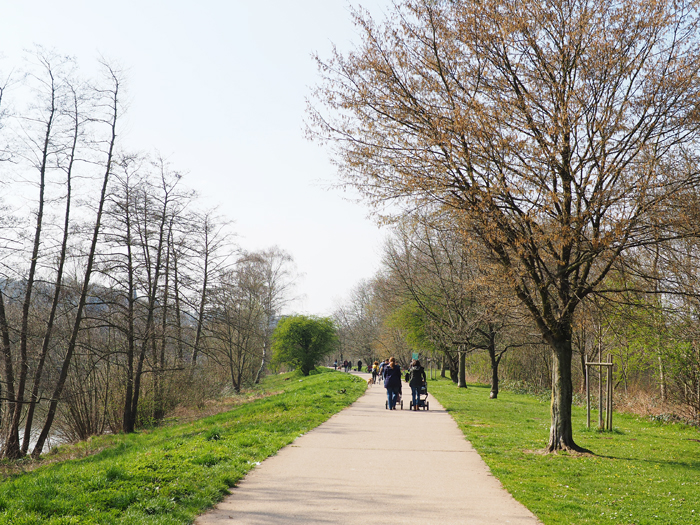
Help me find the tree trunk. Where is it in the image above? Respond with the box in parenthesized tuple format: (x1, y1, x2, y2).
(449, 366, 458, 383)
(440, 354, 446, 378)
(579, 343, 587, 394)
(487, 330, 500, 399)
(546, 336, 588, 453)
(190, 216, 211, 370)
(254, 341, 267, 385)
(658, 355, 667, 403)
(0, 290, 17, 457)
(489, 356, 499, 399)
(122, 238, 136, 433)
(129, 326, 151, 431)
(457, 348, 467, 388)
(172, 233, 184, 364)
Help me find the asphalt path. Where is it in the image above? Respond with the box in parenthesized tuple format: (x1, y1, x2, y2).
(196, 371, 542, 524)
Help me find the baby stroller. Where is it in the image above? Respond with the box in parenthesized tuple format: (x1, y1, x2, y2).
(409, 383, 429, 410)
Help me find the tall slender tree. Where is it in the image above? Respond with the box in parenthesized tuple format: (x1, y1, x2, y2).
(32, 62, 122, 458)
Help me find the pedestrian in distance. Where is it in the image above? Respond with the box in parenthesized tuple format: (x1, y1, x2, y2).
(380, 358, 390, 379)
(408, 359, 427, 411)
(384, 357, 402, 410)
(372, 361, 379, 384)
(357, 359, 362, 372)
(333, 360, 338, 370)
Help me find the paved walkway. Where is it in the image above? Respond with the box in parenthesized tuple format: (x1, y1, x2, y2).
(196, 372, 541, 524)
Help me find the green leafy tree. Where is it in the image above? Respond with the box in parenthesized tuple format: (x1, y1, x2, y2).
(272, 315, 339, 376)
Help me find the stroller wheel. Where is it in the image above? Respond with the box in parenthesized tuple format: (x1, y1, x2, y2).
(385, 401, 388, 409)
(400, 400, 404, 410)
(426, 401, 429, 410)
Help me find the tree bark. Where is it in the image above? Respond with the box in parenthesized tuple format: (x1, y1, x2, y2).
(449, 366, 458, 383)
(658, 356, 667, 402)
(254, 341, 267, 385)
(546, 335, 589, 453)
(489, 356, 499, 399)
(457, 348, 467, 388)
(488, 335, 500, 399)
(0, 290, 16, 457)
(190, 214, 212, 370)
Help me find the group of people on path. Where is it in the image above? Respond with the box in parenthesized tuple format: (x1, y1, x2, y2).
(333, 359, 364, 373)
(334, 356, 427, 411)
(376, 357, 426, 410)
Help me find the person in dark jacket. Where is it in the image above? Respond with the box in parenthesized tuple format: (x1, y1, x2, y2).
(384, 357, 402, 409)
(357, 359, 362, 372)
(408, 360, 427, 411)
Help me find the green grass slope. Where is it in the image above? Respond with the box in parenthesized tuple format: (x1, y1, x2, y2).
(0, 369, 365, 524)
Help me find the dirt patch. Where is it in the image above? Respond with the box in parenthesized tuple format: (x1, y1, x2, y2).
(166, 390, 279, 424)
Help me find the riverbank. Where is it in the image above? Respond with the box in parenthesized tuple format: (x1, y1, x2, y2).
(0, 369, 366, 524)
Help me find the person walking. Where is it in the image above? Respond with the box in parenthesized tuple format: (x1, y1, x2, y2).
(380, 358, 390, 379)
(357, 359, 362, 372)
(371, 361, 379, 384)
(383, 357, 402, 410)
(408, 359, 427, 411)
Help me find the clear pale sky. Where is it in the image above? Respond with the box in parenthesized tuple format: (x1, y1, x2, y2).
(0, 1, 392, 315)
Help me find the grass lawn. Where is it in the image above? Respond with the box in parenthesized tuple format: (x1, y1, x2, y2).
(0, 368, 365, 524)
(430, 378, 700, 525)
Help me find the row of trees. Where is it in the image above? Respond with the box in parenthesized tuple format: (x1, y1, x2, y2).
(0, 51, 297, 459)
(335, 216, 700, 433)
(314, 0, 700, 452)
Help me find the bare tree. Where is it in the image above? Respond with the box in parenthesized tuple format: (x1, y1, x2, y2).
(334, 279, 383, 368)
(188, 211, 232, 371)
(21, 77, 87, 455)
(310, 0, 700, 452)
(31, 62, 123, 458)
(206, 248, 297, 391)
(246, 247, 296, 384)
(0, 50, 87, 459)
(207, 269, 265, 393)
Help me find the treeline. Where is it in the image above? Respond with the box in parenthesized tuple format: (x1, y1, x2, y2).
(0, 50, 296, 459)
(335, 214, 700, 422)
(311, 0, 700, 453)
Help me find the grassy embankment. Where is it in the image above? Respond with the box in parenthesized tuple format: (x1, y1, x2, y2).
(430, 378, 700, 525)
(0, 368, 365, 524)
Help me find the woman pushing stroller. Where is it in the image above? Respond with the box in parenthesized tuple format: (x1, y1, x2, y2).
(408, 360, 427, 411)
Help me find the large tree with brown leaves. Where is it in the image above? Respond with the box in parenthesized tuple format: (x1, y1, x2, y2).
(309, 0, 700, 452)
